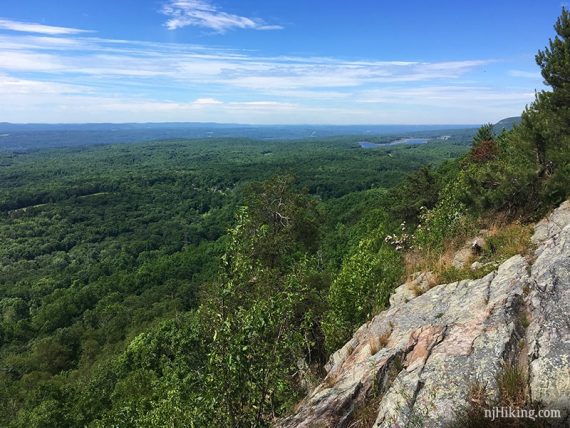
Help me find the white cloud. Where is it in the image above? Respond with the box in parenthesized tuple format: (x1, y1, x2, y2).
(0, 79, 529, 124)
(193, 97, 224, 105)
(229, 101, 295, 109)
(0, 24, 542, 124)
(261, 89, 349, 100)
(0, 51, 64, 72)
(221, 60, 493, 90)
(161, 0, 283, 32)
(0, 18, 92, 35)
(509, 70, 541, 79)
(0, 90, 303, 124)
(0, 73, 86, 94)
(0, 35, 491, 88)
(0, 35, 83, 51)
(357, 85, 535, 107)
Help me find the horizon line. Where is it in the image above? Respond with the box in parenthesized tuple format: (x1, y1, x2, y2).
(0, 121, 491, 127)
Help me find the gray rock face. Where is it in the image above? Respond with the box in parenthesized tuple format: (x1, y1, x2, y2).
(389, 271, 435, 306)
(451, 234, 488, 269)
(451, 247, 472, 269)
(527, 202, 570, 418)
(532, 200, 570, 248)
(277, 201, 570, 428)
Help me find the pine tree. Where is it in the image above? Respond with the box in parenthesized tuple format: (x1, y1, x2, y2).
(522, 8, 570, 175)
(535, 7, 570, 127)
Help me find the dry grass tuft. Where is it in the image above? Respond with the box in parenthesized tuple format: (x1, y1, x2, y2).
(347, 394, 382, 428)
(497, 361, 528, 408)
(369, 329, 392, 356)
(404, 216, 533, 288)
(411, 282, 424, 297)
(468, 381, 489, 409)
(481, 222, 534, 261)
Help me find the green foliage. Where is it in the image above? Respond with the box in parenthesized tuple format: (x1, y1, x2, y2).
(480, 223, 533, 262)
(323, 232, 403, 353)
(524, 6, 570, 203)
(197, 179, 328, 426)
(412, 182, 470, 252)
(203, 280, 313, 426)
(472, 123, 495, 146)
(386, 166, 444, 225)
(536, 7, 570, 107)
(242, 175, 320, 269)
(0, 133, 468, 426)
(86, 313, 209, 427)
(469, 124, 498, 164)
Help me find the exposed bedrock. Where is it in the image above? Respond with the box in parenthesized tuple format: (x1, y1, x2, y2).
(278, 201, 570, 427)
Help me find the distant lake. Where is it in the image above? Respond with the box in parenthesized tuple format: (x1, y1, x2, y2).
(358, 138, 429, 149)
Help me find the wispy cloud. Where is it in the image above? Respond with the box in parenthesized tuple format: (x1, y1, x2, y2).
(0, 20, 540, 124)
(357, 85, 535, 105)
(161, 0, 283, 32)
(0, 18, 92, 35)
(509, 69, 541, 79)
(193, 97, 223, 105)
(0, 36, 491, 88)
(0, 73, 86, 95)
(0, 51, 65, 72)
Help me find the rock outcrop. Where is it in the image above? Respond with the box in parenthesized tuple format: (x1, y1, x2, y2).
(451, 232, 488, 269)
(527, 201, 570, 416)
(278, 201, 570, 427)
(389, 271, 436, 306)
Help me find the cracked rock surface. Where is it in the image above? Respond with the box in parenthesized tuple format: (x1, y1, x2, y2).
(277, 201, 570, 427)
(527, 202, 570, 419)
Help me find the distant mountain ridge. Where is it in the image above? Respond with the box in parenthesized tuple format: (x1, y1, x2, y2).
(494, 116, 522, 133)
(0, 122, 478, 132)
(0, 123, 478, 151)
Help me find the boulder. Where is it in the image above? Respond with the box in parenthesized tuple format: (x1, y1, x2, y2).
(279, 256, 529, 427)
(452, 233, 489, 269)
(451, 247, 472, 269)
(470, 261, 483, 270)
(389, 271, 436, 306)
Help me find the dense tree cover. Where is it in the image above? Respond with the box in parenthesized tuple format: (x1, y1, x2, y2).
(0, 134, 469, 426)
(1, 9, 569, 426)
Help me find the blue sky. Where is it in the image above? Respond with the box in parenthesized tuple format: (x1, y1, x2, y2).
(0, 0, 566, 124)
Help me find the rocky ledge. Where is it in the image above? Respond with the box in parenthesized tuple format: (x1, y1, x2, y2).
(278, 201, 570, 427)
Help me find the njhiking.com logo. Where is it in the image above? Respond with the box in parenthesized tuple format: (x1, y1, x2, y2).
(484, 406, 562, 422)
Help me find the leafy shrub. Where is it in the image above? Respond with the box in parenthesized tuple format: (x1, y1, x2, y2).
(323, 234, 402, 353)
(412, 185, 470, 252)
